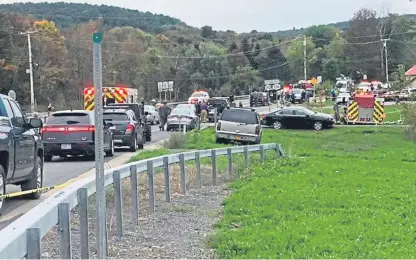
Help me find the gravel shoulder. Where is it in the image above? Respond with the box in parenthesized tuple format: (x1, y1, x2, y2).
(41, 164, 234, 259)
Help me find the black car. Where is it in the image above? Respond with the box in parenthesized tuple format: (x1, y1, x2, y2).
(107, 103, 152, 142)
(0, 94, 44, 214)
(250, 92, 269, 107)
(42, 110, 114, 161)
(207, 97, 230, 122)
(103, 108, 145, 151)
(263, 107, 334, 131)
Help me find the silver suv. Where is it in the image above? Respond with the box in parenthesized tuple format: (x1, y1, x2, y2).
(215, 108, 262, 144)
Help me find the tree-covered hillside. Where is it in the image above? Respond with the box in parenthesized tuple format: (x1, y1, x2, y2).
(0, 2, 185, 33)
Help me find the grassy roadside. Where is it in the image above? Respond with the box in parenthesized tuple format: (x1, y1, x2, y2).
(207, 127, 416, 258)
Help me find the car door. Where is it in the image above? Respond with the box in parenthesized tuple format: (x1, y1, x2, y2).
(7, 99, 35, 178)
(1, 98, 16, 180)
(280, 109, 296, 128)
(293, 109, 309, 128)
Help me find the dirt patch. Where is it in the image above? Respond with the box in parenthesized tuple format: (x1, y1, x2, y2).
(41, 163, 238, 259)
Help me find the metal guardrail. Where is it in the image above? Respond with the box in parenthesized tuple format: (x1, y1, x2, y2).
(0, 143, 284, 259)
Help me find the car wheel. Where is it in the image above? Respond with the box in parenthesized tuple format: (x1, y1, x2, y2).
(153, 118, 157, 125)
(45, 155, 52, 162)
(272, 121, 283, 129)
(313, 121, 323, 131)
(106, 139, 114, 157)
(138, 143, 144, 149)
(0, 166, 5, 215)
(21, 156, 43, 200)
(129, 137, 137, 152)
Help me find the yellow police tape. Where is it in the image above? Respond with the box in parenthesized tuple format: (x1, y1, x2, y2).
(0, 183, 70, 199)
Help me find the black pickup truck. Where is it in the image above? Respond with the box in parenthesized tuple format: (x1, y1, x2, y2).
(0, 94, 44, 214)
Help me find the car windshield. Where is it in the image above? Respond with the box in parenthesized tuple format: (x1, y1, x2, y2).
(208, 99, 227, 106)
(171, 107, 192, 115)
(103, 113, 128, 121)
(339, 93, 350, 97)
(221, 109, 258, 124)
(144, 105, 153, 111)
(47, 112, 90, 125)
(191, 92, 204, 97)
(293, 89, 302, 94)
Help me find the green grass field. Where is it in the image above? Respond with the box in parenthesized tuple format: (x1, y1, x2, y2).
(209, 127, 416, 258)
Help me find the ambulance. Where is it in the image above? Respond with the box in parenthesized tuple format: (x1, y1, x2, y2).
(83, 85, 138, 111)
(345, 90, 385, 125)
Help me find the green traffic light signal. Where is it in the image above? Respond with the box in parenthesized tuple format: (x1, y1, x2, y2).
(92, 32, 102, 43)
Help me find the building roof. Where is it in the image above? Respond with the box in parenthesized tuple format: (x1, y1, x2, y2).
(405, 65, 416, 76)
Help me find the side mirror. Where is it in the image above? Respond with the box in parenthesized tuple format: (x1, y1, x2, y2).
(29, 118, 43, 129)
(305, 114, 310, 118)
(144, 111, 149, 116)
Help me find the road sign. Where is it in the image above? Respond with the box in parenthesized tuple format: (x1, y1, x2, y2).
(7, 90, 16, 100)
(317, 76, 322, 83)
(92, 32, 107, 259)
(310, 77, 318, 85)
(264, 79, 280, 85)
(162, 82, 168, 92)
(168, 81, 174, 91)
(157, 82, 162, 92)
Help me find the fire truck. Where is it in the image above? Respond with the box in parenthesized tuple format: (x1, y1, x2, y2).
(344, 91, 385, 125)
(83, 85, 138, 111)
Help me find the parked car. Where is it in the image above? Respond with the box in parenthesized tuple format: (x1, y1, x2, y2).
(290, 88, 305, 103)
(42, 110, 114, 161)
(144, 105, 160, 125)
(167, 105, 200, 131)
(0, 94, 44, 214)
(250, 92, 269, 106)
(263, 106, 334, 131)
(207, 97, 230, 122)
(216, 108, 262, 144)
(188, 91, 210, 104)
(103, 107, 145, 151)
(106, 103, 152, 142)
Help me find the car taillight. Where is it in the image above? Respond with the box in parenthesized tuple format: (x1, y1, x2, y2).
(262, 114, 266, 119)
(125, 123, 134, 134)
(68, 126, 95, 132)
(255, 125, 260, 135)
(216, 121, 221, 130)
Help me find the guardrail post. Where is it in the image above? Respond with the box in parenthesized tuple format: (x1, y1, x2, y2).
(195, 152, 201, 189)
(211, 150, 217, 185)
(113, 170, 123, 236)
(163, 156, 171, 202)
(26, 228, 41, 259)
(77, 188, 89, 259)
(244, 146, 249, 168)
(275, 143, 283, 158)
(179, 154, 186, 194)
(278, 144, 285, 157)
(147, 160, 155, 213)
(130, 165, 139, 226)
(58, 203, 71, 259)
(260, 145, 265, 164)
(227, 148, 232, 175)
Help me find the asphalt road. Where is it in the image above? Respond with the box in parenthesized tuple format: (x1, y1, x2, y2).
(0, 125, 169, 224)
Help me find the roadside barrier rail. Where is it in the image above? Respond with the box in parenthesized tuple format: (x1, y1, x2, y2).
(0, 143, 284, 259)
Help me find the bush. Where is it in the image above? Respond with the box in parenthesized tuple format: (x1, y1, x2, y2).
(401, 103, 416, 141)
(162, 132, 187, 149)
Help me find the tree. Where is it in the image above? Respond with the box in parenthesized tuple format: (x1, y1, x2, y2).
(201, 26, 215, 38)
(305, 25, 339, 48)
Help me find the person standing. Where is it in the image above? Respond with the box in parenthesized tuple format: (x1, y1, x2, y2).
(159, 101, 169, 131)
(200, 102, 208, 123)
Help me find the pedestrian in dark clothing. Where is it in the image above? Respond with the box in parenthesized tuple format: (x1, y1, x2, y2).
(159, 102, 169, 131)
(195, 101, 201, 116)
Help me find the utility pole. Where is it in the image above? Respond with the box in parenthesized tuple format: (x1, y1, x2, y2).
(92, 32, 107, 259)
(20, 30, 37, 113)
(303, 35, 307, 80)
(382, 39, 389, 85)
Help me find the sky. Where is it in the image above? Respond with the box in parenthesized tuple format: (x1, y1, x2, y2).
(2, 0, 416, 32)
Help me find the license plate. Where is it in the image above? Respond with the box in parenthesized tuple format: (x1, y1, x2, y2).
(114, 139, 123, 144)
(61, 144, 71, 150)
(235, 136, 241, 140)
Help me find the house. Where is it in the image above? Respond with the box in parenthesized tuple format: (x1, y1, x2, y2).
(405, 64, 416, 88)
